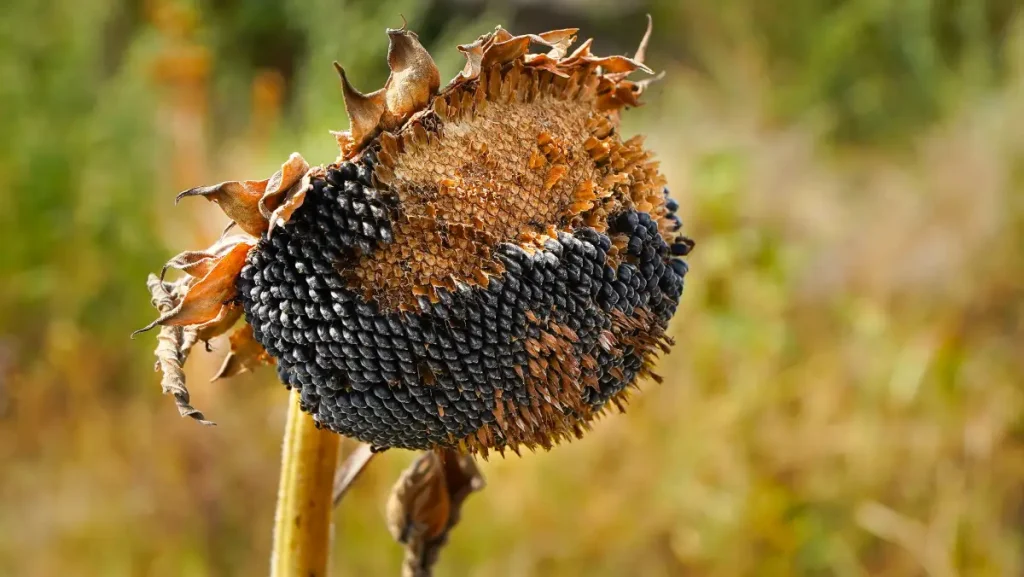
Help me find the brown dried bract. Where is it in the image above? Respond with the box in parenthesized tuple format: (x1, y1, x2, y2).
(336, 27, 440, 155)
(135, 238, 254, 334)
(176, 153, 311, 237)
(212, 323, 274, 381)
(267, 165, 323, 236)
(139, 152, 312, 421)
(143, 274, 214, 425)
(386, 450, 484, 576)
(336, 20, 653, 163)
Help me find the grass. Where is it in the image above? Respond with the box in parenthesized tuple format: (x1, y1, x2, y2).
(0, 1, 1021, 575)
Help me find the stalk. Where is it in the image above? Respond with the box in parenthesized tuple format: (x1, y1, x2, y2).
(271, 390, 341, 577)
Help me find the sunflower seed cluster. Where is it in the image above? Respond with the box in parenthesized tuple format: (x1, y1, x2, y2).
(237, 160, 690, 450)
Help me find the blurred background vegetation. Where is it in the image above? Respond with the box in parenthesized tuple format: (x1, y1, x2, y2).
(1, 0, 1022, 575)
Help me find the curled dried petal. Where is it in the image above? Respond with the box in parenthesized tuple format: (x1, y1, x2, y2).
(634, 70, 666, 95)
(386, 450, 484, 575)
(160, 235, 253, 280)
(562, 37, 594, 65)
(176, 180, 268, 237)
(382, 28, 440, 129)
(268, 167, 320, 235)
(634, 14, 653, 66)
(174, 153, 312, 238)
(536, 28, 579, 58)
(336, 62, 387, 147)
(524, 53, 570, 77)
(491, 27, 513, 44)
(454, 37, 487, 83)
(481, 35, 532, 69)
(212, 323, 273, 381)
(134, 240, 254, 335)
(258, 152, 312, 218)
(144, 274, 214, 425)
(585, 54, 653, 75)
(196, 302, 243, 343)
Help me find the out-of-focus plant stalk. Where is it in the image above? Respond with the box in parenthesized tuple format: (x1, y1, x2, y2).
(271, 390, 340, 577)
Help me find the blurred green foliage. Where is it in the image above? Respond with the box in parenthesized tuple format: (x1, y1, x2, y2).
(1, 1, 1022, 576)
(0, 0, 165, 345)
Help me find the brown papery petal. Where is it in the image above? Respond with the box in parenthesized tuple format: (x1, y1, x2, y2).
(535, 28, 578, 58)
(381, 28, 440, 128)
(634, 15, 653, 66)
(562, 38, 594, 65)
(258, 152, 311, 218)
(454, 37, 487, 82)
(481, 35, 532, 69)
(176, 179, 269, 238)
(160, 235, 254, 280)
(143, 274, 213, 425)
(524, 54, 570, 77)
(196, 302, 243, 343)
(212, 323, 273, 381)
(267, 169, 315, 236)
(134, 240, 254, 334)
(580, 54, 653, 75)
(335, 62, 387, 147)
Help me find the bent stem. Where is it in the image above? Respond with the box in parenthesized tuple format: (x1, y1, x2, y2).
(271, 390, 341, 577)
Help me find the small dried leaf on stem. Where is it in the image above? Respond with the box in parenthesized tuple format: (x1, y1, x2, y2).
(332, 442, 377, 507)
(386, 450, 485, 577)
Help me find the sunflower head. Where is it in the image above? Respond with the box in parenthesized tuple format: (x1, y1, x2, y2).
(138, 19, 693, 455)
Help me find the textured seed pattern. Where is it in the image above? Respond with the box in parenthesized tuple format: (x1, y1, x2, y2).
(237, 159, 690, 452)
(348, 66, 675, 313)
(348, 79, 599, 311)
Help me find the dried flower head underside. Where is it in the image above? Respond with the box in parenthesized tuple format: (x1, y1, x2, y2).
(138, 20, 693, 455)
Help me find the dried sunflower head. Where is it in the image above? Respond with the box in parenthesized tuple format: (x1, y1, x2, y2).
(138, 20, 693, 455)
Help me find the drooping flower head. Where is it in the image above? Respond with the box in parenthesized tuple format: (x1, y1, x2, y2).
(138, 19, 694, 456)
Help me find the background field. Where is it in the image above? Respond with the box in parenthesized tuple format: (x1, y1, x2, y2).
(1, 0, 1022, 575)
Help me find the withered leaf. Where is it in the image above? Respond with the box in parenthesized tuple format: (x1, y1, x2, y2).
(135, 239, 254, 335)
(382, 28, 441, 129)
(177, 179, 269, 238)
(332, 443, 377, 507)
(144, 274, 214, 425)
(387, 451, 451, 544)
(258, 152, 312, 219)
(267, 167, 319, 236)
(160, 235, 254, 280)
(386, 450, 484, 577)
(335, 62, 387, 149)
(211, 323, 273, 381)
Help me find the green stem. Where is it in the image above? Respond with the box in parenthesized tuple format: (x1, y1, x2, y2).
(271, 390, 341, 577)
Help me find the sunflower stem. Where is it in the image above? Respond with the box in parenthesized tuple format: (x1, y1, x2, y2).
(271, 390, 340, 577)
